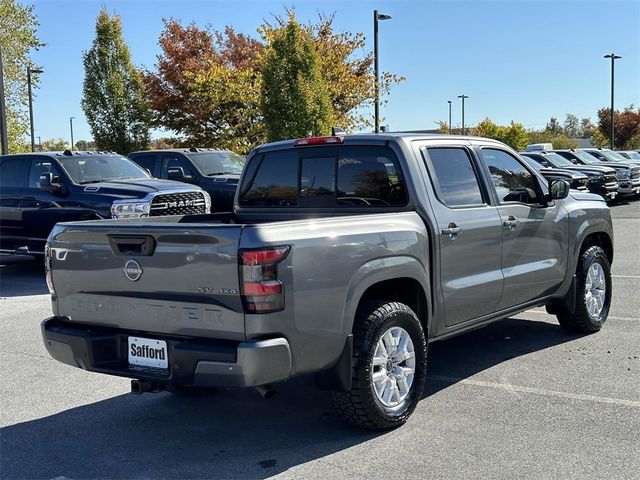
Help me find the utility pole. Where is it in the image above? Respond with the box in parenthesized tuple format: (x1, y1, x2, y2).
(0, 45, 8, 155)
(373, 10, 391, 133)
(69, 117, 75, 150)
(27, 66, 43, 152)
(603, 53, 621, 150)
(458, 94, 469, 135)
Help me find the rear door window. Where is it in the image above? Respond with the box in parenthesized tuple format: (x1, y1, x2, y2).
(239, 146, 407, 208)
(422, 148, 485, 207)
(0, 157, 27, 187)
(131, 154, 158, 176)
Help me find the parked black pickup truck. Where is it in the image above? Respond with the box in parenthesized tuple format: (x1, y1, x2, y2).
(0, 151, 209, 255)
(521, 151, 618, 201)
(128, 148, 245, 212)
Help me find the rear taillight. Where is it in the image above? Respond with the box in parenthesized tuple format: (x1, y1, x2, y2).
(44, 243, 55, 296)
(240, 246, 290, 313)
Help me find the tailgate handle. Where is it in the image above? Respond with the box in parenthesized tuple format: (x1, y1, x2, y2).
(108, 235, 156, 256)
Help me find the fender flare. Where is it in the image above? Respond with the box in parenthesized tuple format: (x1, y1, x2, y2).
(341, 255, 431, 335)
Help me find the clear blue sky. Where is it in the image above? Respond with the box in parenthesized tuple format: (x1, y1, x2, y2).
(27, 0, 640, 143)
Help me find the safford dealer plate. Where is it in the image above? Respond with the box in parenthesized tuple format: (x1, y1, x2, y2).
(128, 336, 168, 369)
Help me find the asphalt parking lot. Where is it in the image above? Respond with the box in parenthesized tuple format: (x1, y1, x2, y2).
(1, 199, 639, 480)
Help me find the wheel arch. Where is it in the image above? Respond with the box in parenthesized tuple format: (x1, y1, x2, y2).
(343, 256, 431, 338)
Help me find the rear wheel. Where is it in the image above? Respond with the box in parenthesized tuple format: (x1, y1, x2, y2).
(557, 245, 611, 332)
(330, 301, 427, 430)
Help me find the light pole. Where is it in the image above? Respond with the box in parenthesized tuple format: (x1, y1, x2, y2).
(604, 53, 621, 150)
(37, 136, 41, 151)
(27, 66, 43, 152)
(373, 10, 391, 134)
(447, 100, 452, 134)
(458, 94, 469, 135)
(0, 45, 8, 155)
(69, 117, 75, 150)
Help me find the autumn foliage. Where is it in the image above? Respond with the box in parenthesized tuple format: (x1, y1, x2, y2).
(143, 11, 403, 153)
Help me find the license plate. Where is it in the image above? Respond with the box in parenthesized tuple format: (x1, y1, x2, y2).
(128, 336, 168, 369)
(635, 187, 640, 194)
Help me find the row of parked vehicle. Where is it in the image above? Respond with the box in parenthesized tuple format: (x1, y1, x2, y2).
(520, 147, 640, 202)
(0, 147, 244, 255)
(0, 143, 637, 257)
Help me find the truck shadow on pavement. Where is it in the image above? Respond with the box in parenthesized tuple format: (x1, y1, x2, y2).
(0, 255, 48, 297)
(0, 317, 581, 479)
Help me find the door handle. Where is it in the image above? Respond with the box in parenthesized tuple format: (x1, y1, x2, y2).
(503, 216, 520, 229)
(441, 223, 463, 238)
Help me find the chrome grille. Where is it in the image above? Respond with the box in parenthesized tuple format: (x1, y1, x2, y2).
(150, 191, 207, 216)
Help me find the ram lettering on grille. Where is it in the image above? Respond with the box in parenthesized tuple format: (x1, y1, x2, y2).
(150, 192, 207, 216)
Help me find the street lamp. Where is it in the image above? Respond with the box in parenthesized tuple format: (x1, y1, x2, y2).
(374, 10, 392, 134)
(447, 100, 452, 134)
(27, 66, 43, 152)
(0, 45, 8, 155)
(458, 94, 469, 135)
(69, 117, 75, 151)
(604, 53, 621, 150)
(37, 136, 41, 151)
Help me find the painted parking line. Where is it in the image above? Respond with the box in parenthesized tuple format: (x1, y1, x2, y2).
(612, 275, 640, 279)
(430, 375, 640, 408)
(519, 309, 638, 322)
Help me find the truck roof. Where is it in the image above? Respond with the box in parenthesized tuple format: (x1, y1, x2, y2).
(254, 133, 506, 153)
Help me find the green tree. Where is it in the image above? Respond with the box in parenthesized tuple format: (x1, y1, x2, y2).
(260, 11, 403, 131)
(0, 0, 44, 153)
(470, 118, 527, 151)
(82, 10, 150, 154)
(261, 15, 332, 141)
(527, 130, 579, 149)
(545, 117, 562, 135)
(563, 114, 579, 138)
(41, 138, 68, 150)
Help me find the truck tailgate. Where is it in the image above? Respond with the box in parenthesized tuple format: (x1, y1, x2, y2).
(48, 221, 245, 340)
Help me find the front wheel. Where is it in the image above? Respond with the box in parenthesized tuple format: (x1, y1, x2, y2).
(557, 245, 612, 332)
(330, 301, 427, 430)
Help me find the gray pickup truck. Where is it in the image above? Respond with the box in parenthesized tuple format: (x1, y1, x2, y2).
(42, 133, 614, 429)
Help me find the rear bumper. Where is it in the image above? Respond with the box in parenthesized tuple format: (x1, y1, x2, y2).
(41, 317, 292, 387)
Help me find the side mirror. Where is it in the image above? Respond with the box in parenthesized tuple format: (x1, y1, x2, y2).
(540, 160, 550, 168)
(39, 173, 64, 192)
(167, 166, 190, 181)
(548, 179, 570, 201)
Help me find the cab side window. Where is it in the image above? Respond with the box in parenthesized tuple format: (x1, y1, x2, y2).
(27, 159, 63, 188)
(480, 149, 540, 204)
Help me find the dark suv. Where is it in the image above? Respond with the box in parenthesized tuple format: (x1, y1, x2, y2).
(0, 151, 209, 255)
(128, 148, 245, 212)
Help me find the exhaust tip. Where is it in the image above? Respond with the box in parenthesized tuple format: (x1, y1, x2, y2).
(255, 384, 276, 398)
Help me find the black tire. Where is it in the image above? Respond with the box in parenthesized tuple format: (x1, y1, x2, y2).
(330, 301, 427, 430)
(557, 245, 612, 332)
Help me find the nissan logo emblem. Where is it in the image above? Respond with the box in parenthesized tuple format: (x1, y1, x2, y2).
(124, 260, 143, 282)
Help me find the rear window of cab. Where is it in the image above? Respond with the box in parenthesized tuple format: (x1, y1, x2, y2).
(238, 146, 408, 208)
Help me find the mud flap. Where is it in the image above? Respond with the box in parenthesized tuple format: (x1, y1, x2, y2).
(546, 275, 576, 315)
(314, 334, 353, 392)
